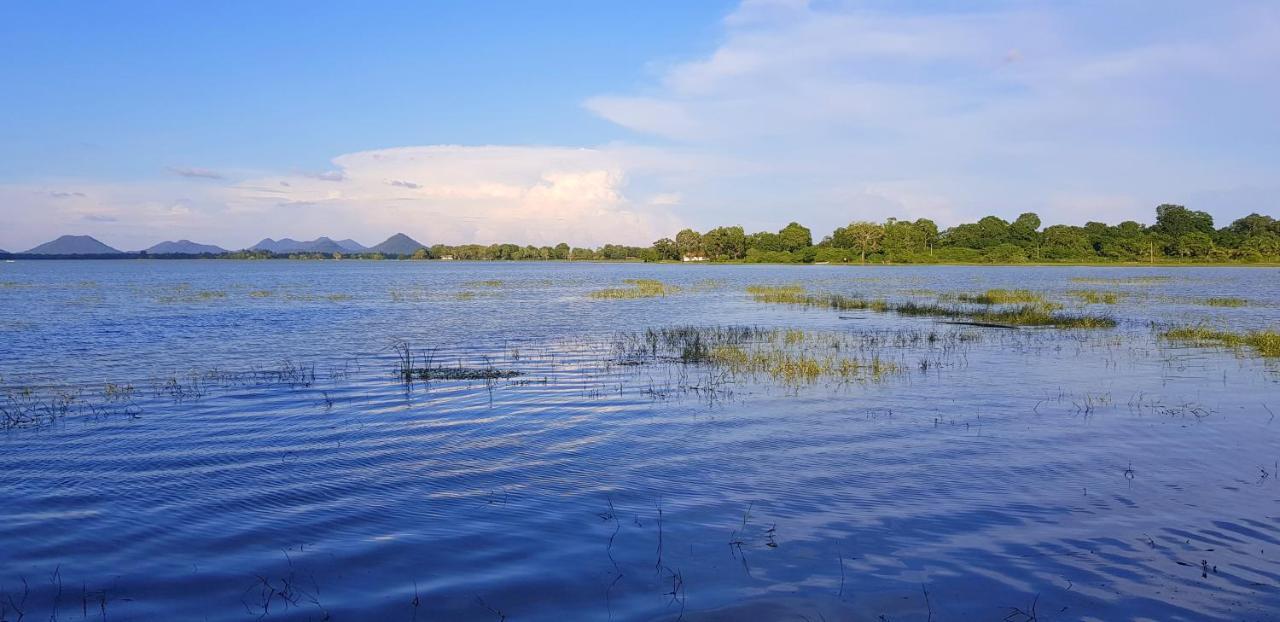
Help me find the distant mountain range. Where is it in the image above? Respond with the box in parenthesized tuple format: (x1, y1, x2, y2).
(335, 239, 368, 252)
(12, 233, 427, 256)
(251, 237, 350, 254)
(145, 240, 228, 254)
(25, 235, 123, 255)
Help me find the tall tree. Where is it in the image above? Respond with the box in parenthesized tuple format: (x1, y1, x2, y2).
(674, 229, 703, 258)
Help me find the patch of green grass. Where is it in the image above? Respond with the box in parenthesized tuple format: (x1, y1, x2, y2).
(946, 289, 1045, 305)
(591, 278, 676, 299)
(749, 286, 1114, 329)
(1202, 297, 1247, 307)
(1162, 325, 1280, 357)
(1070, 276, 1171, 285)
(1070, 290, 1120, 304)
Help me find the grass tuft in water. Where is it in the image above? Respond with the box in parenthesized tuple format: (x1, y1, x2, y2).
(591, 279, 676, 299)
(1202, 297, 1247, 307)
(747, 286, 1114, 329)
(1070, 276, 1171, 285)
(1070, 290, 1120, 304)
(945, 289, 1045, 305)
(1161, 325, 1280, 358)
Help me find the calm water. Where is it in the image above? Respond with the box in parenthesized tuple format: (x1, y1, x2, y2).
(1, 260, 1278, 621)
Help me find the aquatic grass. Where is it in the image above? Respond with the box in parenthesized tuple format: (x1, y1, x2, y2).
(156, 289, 228, 303)
(248, 290, 275, 298)
(747, 286, 1114, 328)
(590, 279, 676, 299)
(1070, 290, 1120, 304)
(465, 279, 505, 288)
(707, 344, 900, 385)
(1161, 325, 1280, 358)
(614, 325, 902, 385)
(1070, 276, 1172, 285)
(945, 289, 1045, 305)
(1202, 297, 1248, 307)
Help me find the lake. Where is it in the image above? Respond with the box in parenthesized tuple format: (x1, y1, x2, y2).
(1, 260, 1278, 621)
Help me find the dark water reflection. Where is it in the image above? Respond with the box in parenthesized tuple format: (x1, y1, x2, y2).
(1, 261, 1278, 620)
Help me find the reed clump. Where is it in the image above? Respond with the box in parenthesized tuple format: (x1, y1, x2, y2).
(1070, 290, 1120, 304)
(945, 289, 1045, 305)
(707, 344, 899, 384)
(1070, 276, 1171, 285)
(1162, 325, 1280, 358)
(590, 279, 676, 299)
(1202, 297, 1247, 307)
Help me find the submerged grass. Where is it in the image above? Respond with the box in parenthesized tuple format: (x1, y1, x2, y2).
(615, 325, 902, 385)
(591, 279, 676, 299)
(1202, 297, 1248, 307)
(746, 285, 1115, 328)
(1161, 325, 1280, 358)
(1070, 290, 1121, 304)
(1070, 276, 1172, 285)
(944, 289, 1045, 305)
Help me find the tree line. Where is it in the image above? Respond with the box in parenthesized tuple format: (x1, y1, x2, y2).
(416, 205, 1280, 263)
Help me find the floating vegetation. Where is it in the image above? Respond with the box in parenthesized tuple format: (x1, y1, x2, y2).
(248, 290, 275, 298)
(1070, 290, 1120, 304)
(944, 289, 1045, 305)
(747, 286, 1115, 329)
(1161, 325, 1280, 358)
(465, 279, 504, 288)
(455, 291, 477, 301)
(325, 293, 353, 302)
(1070, 276, 1171, 285)
(1202, 297, 1248, 307)
(590, 279, 676, 299)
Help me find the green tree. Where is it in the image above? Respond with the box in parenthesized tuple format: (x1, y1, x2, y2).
(777, 222, 813, 252)
(675, 229, 703, 258)
(831, 221, 885, 263)
(652, 238, 680, 261)
(1152, 204, 1214, 238)
(703, 226, 747, 260)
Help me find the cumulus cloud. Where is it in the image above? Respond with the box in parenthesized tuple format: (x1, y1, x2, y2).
(232, 145, 688, 247)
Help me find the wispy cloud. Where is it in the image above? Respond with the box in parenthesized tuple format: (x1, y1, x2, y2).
(168, 166, 226, 180)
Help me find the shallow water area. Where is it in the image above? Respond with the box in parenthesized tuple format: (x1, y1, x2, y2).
(2, 260, 1279, 621)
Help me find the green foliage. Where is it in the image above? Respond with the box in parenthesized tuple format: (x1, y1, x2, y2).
(983, 243, 1027, 263)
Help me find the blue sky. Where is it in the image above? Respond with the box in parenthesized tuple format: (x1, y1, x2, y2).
(1, 0, 1277, 250)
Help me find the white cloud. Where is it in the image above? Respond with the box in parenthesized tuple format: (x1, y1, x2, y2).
(0, 146, 692, 250)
